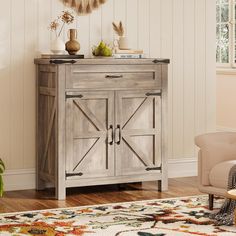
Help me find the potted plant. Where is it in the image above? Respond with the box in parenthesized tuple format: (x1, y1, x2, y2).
(0, 159, 5, 197)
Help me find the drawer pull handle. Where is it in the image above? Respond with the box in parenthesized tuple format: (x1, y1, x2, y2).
(50, 59, 76, 64)
(146, 92, 161, 97)
(105, 74, 123, 79)
(152, 59, 170, 64)
(66, 94, 83, 99)
(115, 125, 121, 145)
(66, 172, 83, 177)
(146, 167, 161, 171)
(108, 125, 114, 145)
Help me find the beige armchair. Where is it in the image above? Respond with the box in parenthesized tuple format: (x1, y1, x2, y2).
(195, 132, 236, 210)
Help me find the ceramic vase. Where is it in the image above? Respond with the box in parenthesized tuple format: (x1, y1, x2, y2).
(65, 29, 80, 55)
(117, 36, 130, 50)
(51, 37, 65, 54)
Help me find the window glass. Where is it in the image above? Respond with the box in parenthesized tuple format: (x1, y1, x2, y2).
(216, 0, 230, 64)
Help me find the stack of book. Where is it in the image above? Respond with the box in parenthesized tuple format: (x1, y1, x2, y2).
(41, 53, 84, 59)
(113, 49, 145, 59)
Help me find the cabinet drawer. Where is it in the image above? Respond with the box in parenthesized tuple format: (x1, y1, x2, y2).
(66, 64, 161, 89)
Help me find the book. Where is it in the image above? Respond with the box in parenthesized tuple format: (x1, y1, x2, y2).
(113, 53, 145, 59)
(115, 49, 144, 54)
(41, 54, 84, 59)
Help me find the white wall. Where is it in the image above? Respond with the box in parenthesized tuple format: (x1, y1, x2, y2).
(217, 71, 236, 131)
(0, 0, 216, 190)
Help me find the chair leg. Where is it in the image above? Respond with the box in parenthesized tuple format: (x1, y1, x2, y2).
(209, 194, 214, 210)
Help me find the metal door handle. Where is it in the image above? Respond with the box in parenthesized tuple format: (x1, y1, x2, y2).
(105, 74, 123, 79)
(115, 125, 121, 144)
(108, 125, 113, 145)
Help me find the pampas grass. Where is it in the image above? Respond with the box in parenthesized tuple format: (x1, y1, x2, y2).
(112, 21, 124, 37)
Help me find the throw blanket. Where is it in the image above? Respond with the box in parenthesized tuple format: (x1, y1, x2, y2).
(210, 165, 236, 225)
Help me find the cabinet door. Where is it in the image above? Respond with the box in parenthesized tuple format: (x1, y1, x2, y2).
(65, 91, 114, 179)
(115, 90, 162, 176)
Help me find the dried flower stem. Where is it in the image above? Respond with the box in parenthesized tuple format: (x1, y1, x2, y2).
(58, 22, 65, 37)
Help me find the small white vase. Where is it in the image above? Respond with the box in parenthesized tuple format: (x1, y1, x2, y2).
(51, 37, 65, 54)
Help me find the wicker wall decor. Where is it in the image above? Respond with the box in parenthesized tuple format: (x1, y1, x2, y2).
(60, 0, 107, 15)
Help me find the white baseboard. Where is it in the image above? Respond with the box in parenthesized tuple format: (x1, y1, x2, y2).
(168, 158, 197, 178)
(3, 168, 35, 191)
(217, 126, 236, 132)
(3, 159, 198, 191)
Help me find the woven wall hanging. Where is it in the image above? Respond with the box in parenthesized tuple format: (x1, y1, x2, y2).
(60, 0, 107, 15)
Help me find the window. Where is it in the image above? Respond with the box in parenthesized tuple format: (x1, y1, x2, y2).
(216, 0, 235, 67)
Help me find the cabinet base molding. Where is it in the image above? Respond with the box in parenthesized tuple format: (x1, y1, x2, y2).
(65, 173, 163, 188)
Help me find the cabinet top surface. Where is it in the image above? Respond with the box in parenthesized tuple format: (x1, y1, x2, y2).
(34, 58, 170, 65)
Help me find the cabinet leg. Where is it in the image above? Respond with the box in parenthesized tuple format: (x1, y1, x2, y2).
(158, 178, 168, 192)
(161, 177, 168, 191)
(55, 187, 66, 200)
(55, 179, 66, 200)
(157, 180, 162, 192)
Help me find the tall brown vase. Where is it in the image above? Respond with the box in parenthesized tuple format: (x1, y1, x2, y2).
(65, 29, 80, 55)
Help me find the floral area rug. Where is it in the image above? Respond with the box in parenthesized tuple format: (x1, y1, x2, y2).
(0, 195, 236, 235)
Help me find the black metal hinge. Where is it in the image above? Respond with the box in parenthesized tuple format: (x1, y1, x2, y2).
(66, 94, 83, 99)
(66, 172, 83, 177)
(146, 167, 161, 171)
(50, 59, 76, 64)
(146, 92, 161, 97)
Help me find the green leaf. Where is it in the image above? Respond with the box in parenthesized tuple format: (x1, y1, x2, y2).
(0, 159, 5, 170)
(0, 175, 4, 197)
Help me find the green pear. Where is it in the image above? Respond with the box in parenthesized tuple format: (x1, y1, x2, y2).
(101, 46, 112, 57)
(94, 47, 101, 56)
(98, 41, 106, 50)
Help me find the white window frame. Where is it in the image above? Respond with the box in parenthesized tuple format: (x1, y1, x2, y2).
(216, 0, 236, 68)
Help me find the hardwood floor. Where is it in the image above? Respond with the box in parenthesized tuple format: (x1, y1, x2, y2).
(0, 177, 201, 213)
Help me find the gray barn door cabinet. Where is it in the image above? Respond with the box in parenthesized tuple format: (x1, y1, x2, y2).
(35, 58, 169, 200)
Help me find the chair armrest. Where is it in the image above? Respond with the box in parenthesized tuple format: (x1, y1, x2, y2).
(195, 132, 236, 186)
(195, 132, 236, 149)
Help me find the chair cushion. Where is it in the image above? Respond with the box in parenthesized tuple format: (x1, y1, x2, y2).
(209, 160, 236, 189)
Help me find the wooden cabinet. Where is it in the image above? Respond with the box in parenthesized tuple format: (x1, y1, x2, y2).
(35, 58, 169, 199)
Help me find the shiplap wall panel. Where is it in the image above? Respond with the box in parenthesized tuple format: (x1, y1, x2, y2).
(149, 0, 161, 57)
(10, 0, 25, 169)
(195, 0, 207, 137)
(206, 0, 217, 132)
(172, 0, 184, 159)
(127, 0, 138, 50)
(114, 0, 126, 28)
(0, 0, 11, 168)
(77, 16, 90, 57)
(38, 0, 51, 52)
(89, 8, 102, 57)
(138, 0, 150, 55)
(0, 0, 216, 183)
(183, 0, 195, 158)
(161, 0, 173, 159)
(101, 0, 114, 45)
(24, 0, 37, 167)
